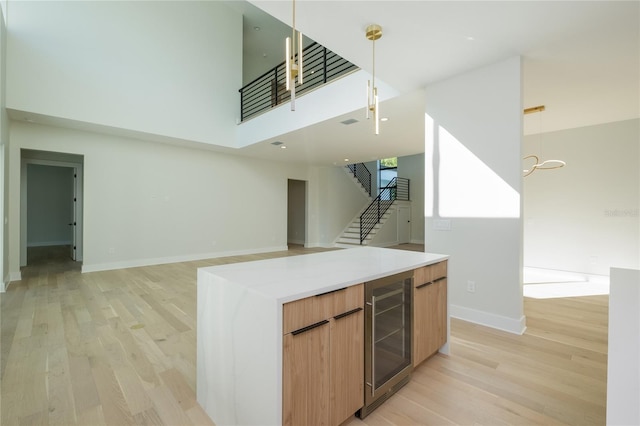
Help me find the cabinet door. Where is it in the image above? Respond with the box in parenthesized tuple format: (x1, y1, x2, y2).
(330, 308, 364, 425)
(283, 322, 331, 426)
(433, 278, 447, 350)
(413, 280, 433, 366)
(414, 278, 448, 367)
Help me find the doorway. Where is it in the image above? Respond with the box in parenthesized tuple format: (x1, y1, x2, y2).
(20, 149, 84, 268)
(287, 179, 307, 247)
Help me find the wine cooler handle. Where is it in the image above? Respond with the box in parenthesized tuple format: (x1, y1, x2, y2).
(370, 295, 376, 397)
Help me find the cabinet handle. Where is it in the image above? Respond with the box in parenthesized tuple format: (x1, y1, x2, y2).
(334, 307, 363, 320)
(315, 287, 347, 297)
(434, 277, 447, 283)
(291, 320, 329, 336)
(416, 282, 433, 289)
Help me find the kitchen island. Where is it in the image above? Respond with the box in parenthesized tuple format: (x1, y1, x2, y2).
(197, 246, 449, 425)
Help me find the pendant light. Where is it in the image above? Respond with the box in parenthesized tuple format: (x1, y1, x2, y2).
(285, 0, 303, 111)
(523, 105, 566, 177)
(365, 24, 382, 135)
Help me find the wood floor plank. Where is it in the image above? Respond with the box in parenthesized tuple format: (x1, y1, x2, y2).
(106, 317, 160, 387)
(159, 368, 197, 411)
(113, 365, 154, 416)
(90, 357, 137, 425)
(147, 385, 193, 426)
(68, 355, 101, 414)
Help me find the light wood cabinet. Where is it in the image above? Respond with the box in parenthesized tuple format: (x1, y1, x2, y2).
(283, 322, 331, 425)
(413, 261, 447, 367)
(283, 285, 364, 426)
(330, 307, 364, 425)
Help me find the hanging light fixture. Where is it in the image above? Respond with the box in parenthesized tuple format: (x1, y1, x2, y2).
(523, 105, 566, 177)
(365, 24, 382, 135)
(285, 0, 303, 111)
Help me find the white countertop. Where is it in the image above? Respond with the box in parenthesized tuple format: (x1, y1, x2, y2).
(198, 246, 448, 304)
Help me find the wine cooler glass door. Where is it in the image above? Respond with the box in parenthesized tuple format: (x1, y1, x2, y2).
(362, 271, 412, 416)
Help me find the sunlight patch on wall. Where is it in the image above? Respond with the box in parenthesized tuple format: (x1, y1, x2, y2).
(438, 125, 520, 218)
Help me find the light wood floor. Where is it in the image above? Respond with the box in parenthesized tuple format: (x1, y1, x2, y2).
(1, 245, 608, 425)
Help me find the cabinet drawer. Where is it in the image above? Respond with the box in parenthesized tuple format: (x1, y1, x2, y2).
(432, 260, 447, 281)
(332, 284, 364, 317)
(413, 266, 431, 287)
(414, 260, 447, 287)
(283, 292, 333, 335)
(283, 284, 364, 335)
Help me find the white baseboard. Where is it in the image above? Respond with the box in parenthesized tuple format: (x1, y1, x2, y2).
(304, 242, 335, 249)
(450, 304, 527, 335)
(3, 271, 22, 291)
(410, 239, 425, 245)
(81, 245, 289, 273)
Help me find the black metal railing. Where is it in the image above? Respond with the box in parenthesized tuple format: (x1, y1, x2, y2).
(360, 177, 410, 244)
(346, 163, 372, 197)
(239, 42, 358, 121)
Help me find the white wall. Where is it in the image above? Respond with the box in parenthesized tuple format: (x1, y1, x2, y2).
(6, 1, 241, 147)
(8, 122, 312, 275)
(399, 153, 425, 244)
(524, 119, 640, 275)
(424, 57, 525, 334)
(26, 164, 74, 247)
(307, 165, 370, 247)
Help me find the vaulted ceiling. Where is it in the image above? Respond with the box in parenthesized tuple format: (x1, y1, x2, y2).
(229, 1, 639, 166)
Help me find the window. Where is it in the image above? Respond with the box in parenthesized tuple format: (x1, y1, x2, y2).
(379, 157, 397, 188)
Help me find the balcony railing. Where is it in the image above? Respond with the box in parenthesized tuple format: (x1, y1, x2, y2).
(239, 42, 358, 122)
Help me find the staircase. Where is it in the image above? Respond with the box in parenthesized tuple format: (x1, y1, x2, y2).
(336, 169, 410, 247)
(335, 207, 395, 247)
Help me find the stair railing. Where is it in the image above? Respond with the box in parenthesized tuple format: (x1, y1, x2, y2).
(360, 177, 410, 244)
(346, 163, 372, 197)
(239, 42, 358, 122)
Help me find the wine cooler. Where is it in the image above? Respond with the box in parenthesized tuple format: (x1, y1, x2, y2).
(358, 270, 413, 418)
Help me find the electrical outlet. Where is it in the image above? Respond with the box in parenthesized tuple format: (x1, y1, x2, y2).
(467, 280, 476, 293)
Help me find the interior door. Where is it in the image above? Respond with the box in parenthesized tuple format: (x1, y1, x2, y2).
(398, 206, 411, 244)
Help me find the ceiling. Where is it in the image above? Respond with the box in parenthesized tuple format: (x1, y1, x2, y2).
(228, 0, 639, 166)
